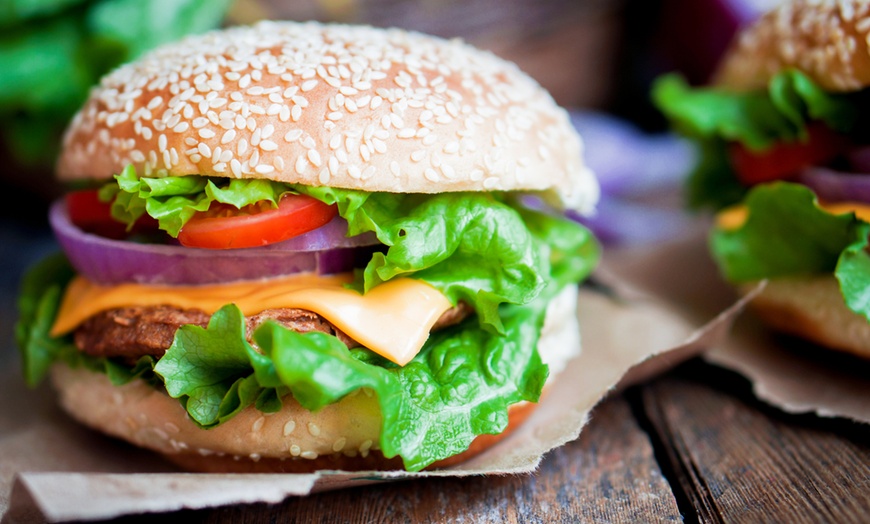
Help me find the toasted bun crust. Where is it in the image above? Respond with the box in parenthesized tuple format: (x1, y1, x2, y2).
(742, 275, 870, 360)
(49, 287, 581, 472)
(714, 0, 870, 92)
(58, 21, 597, 213)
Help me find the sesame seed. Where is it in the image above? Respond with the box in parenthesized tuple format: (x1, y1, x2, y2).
(231, 159, 242, 177)
(290, 445, 301, 457)
(221, 129, 236, 144)
(332, 438, 347, 452)
(301, 451, 318, 460)
(173, 122, 189, 133)
(410, 150, 426, 162)
(237, 138, 248, 155)
(295, 155, 308, 174)
(283, 420, 296, 436)
(284, 129, 302, 142)
(199, 128, 215, 139)
(147, 96, 163, 110)
(307, 422, 321, 437)
(308, 149, 322, 166)
(260, 140, 277, 151)
(255, 164, 274, 174)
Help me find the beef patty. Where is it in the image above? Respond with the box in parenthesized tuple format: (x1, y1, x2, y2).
(74, 303, 472, 362)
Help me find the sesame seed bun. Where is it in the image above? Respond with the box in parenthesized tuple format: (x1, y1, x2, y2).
(741, 276, 870, 361)
(48, 287, 581, 472)
(58, 21, 598, 213)
(714, 0, 870, 92)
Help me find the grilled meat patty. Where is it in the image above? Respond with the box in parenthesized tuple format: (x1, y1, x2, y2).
(74, 303, 472, 362)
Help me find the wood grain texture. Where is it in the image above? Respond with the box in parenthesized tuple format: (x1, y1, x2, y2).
(107, 395, 679, 523)
(642, 373, 870, 524)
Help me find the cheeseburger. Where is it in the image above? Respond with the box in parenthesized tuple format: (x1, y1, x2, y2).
(17, 21, 600, 472)
(653, 0, 870, 359)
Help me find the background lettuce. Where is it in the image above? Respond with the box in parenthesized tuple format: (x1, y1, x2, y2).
(651, 70, 859, 210)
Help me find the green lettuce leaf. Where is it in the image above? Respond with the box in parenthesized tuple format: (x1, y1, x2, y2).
(834, 222, 870, 322)
(15, 253, 77, 387)
(295, 185, 559, 332)
(100, 165, 291, 236)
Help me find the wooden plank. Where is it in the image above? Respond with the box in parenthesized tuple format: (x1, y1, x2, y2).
(139, 395, 680, 523)
(642, 372, 870, 524)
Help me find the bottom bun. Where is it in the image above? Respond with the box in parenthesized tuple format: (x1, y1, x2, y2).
(50, 287, 582, 472)
(742, 275, 870, 360)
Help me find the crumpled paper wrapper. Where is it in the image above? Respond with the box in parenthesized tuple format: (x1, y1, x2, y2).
(4, 228, 866, 523)
(604, 229, 870, 425)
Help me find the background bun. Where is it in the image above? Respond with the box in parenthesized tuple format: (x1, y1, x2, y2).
(714, 0, 870, 92)
(742, 276, 870, 360)
(58, 21, 597, 213)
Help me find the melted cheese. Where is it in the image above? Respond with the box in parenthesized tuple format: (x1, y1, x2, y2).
(716, 201, 870, 231)
(51, 273, 452, 366)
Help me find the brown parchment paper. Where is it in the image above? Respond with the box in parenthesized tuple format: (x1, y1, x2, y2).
(0, 232, 760, 523)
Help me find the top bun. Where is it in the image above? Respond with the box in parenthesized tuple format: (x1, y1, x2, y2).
(58, 21, 597, 213)
(714, 0, 870, 92)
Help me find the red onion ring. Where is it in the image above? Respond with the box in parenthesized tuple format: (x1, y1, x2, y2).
(49, 200, 380, 285)
(797, 167, 870, 204)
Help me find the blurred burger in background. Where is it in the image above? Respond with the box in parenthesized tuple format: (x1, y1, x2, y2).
(654, 0, 870, 359)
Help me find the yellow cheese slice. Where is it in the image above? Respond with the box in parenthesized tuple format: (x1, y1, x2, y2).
(51, 273, 452, 366)
(716, 201, 870, 231)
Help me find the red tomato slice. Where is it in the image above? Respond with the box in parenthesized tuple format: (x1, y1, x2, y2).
(177, 194, 338, 249)
(729, 123, 848, 186)
(65, 190, 128, 239)
(66, 189, 159, 239)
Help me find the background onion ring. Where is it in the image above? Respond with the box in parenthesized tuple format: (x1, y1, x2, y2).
(797, 167, 870, 204)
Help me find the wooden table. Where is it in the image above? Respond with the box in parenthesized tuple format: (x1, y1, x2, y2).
(94, 359, 869, 523)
